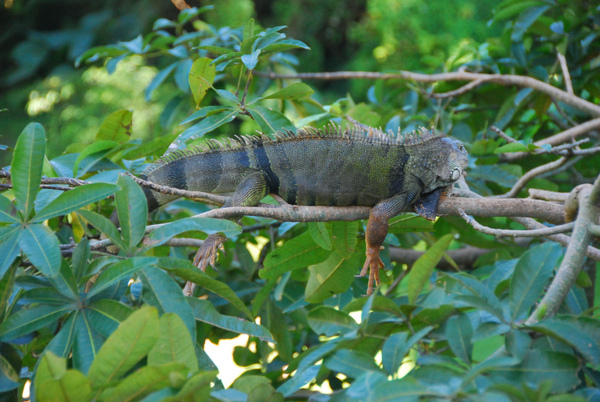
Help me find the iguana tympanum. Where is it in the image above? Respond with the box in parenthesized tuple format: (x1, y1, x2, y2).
(140, 124, 468, 295)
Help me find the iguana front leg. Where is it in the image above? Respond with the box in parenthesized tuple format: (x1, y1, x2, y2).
(193, 172, 269, 271)
(359, 192, 418, 295)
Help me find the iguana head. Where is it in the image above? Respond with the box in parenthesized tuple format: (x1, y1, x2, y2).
(412, 136, 469, 193)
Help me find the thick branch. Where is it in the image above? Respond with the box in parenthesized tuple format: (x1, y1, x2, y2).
(527, 176, 600, 322)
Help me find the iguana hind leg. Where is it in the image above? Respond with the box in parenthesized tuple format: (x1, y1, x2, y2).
(193, 171, 269, 272)
(360, 192, 417, 295)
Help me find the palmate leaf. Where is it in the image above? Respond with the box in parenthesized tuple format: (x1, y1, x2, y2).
(0, 305, 73, 342)
(155, 257, 253, 320)
(138, 266, 196, 342)
(148, 313, 199, 372)
(188, 298, 273, 342)
(0, 228, 21, 280)
(85, 299, 133, 338)
(85, 257, 157, 299)
(11, 123, 45, 220)
(146, 217, 241, 248)
(0, 195, 19, 224)
(76, 209, 127, 252)
(115, 174, 148, 253)
(18, 224, 61, 278)
(36, 352, 92, 402)
(87, 306, 159, 387)
(99, 362, 188, 401)
(73, 312, 104, 375)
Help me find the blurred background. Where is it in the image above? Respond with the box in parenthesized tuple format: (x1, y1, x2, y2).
(0, 0, 501, 164)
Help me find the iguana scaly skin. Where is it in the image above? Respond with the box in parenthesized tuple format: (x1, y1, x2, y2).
(141, 124, 469, 294)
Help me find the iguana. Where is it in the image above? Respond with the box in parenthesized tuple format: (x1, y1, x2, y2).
(139, 124, 468, 295)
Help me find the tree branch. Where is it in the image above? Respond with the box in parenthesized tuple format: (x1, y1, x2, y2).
(255, 70, 600, 116)
(527, 175, 600, 323)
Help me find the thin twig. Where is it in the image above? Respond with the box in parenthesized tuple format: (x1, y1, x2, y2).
(490, 126, 516, 143)
(255, 70, 600, 116)
(124, 172, 229, 206)
(430, 79, 486, 99)
(0, 183, 72, 191)
(0, 170, 89, 187)
(557, 53, 573, 95)
(498, 157, 568, 198)
(457, 208, 575, 237)
(502, 118, 600, 161)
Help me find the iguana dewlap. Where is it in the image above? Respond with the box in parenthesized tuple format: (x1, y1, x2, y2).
(141, 124, 469, 295)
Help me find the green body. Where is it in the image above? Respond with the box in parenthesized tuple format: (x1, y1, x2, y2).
(142, 126, 469, 214)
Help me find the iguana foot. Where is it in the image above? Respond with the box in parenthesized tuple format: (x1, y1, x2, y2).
(357, 245, 385, 295)
(193, 234, 227, 271)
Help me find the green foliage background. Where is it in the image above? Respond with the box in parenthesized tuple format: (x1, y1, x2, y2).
(1, 0, 600, 401)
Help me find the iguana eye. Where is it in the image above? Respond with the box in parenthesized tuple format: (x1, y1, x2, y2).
(451, 168, 460, 181)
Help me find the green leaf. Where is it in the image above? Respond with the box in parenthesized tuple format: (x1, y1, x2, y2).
(146, 62, 178, 101)
(188, 297, 273, 342)
(325, 349, 381, 378)
(76, 209, 126, 252)
(0, 305, 72, 342)
(86, 257, 156, 299)
(18, 223, 61, 278)
(0, 262, 17, 322)
(72, 237, 91, 282)
(73, 312, 104, 375)
(528, 316, 600, 367)
(332, 221, 358, 257)
(11, 122, 45, 220)
(188, 57, 216, 107)
(100, 362, 188, 401)
(260, 232, 331, 279)
(175, 108, 239, 147)
(241, 49, 261, 70)
(307, 306, 358, 336)
(445, 313, 473, 364)
(148, 313, 198, 371)
(388, 214, 434, 235)
(168, 370, 216, 401)
(489, 349, 580, 394)
(0, 228, 21, 280)
(115, 174, 147, 253)
(494, 142, 530, 154)
(248, 105, 295, 135)
(261, 39, 310, 55)
(45, 312, 78, 359)
(0, 343, 21, 386)
(86, 299, 133, 338)
(95, 109, 132, 143)
(511, 5, 550, 41)
(0, 195, 18, 224)
(33, 183, 119, 223)
(369, 377, 428, 402)
(146, 217, 241, 248)
(462, 356, 520, 387)
(72, 140, 118, 177)
(382, 326, 433, 375)
(305, 248, 364, 303)
(156, 257, 253, 320)
(36, 352, 92, 402)
(307, 222, 332, 250)
(197, 45, 235, 55)
(87, 305, 159, 386)
(243, 18, 255, 39)
(263, 82, 314, 100)
(179, 106, 229, 125)
(510, 242, 561, 322)
(408, 234, 454, 303)
(138, 266, 196, 342)
(19, 288, 72, 305)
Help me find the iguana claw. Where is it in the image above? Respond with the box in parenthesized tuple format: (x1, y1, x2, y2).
(193, 234, 227, 271)
(357, 245, 385, 295)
